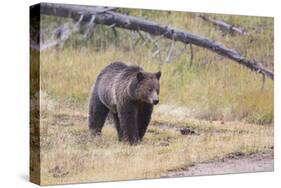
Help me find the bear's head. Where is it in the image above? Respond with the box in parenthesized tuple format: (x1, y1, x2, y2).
(133, 71, 161, 105)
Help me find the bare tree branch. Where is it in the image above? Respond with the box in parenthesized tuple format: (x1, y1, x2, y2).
(147, 35, 161, 58)
(189, 44, 194, 67)
(111, 25, 118, 47)
(166, 40, 175, 63)
(199, 14, 246, 35)
(36, 3, 273, 80)
(84, 15, 96, 38)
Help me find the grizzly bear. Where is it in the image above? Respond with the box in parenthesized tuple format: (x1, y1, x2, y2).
(88, 61, 161, 144)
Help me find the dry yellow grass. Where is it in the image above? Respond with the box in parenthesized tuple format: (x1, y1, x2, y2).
(38, 94, 273, 185)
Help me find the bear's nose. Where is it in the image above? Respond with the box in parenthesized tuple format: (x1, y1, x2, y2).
(153, 100, 159, 105)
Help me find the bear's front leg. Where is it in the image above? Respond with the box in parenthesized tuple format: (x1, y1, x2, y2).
(118, 102, 140, 145)
(138, 102, 153, 141)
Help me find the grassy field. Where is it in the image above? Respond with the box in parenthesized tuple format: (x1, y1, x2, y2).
(37, 10, 274, 185)
(39, 92, 273, 185)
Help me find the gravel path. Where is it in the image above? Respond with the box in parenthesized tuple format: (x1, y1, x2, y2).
(164, 152, 274, 177)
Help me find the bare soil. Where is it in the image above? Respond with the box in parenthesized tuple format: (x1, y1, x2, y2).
(164, 151, 274, 177)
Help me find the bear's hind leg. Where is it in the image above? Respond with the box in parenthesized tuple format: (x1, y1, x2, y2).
(88, 93, 109, 136)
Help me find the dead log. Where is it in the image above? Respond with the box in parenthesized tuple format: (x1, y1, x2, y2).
(199, 14, 246, 35)
(33, 3, 273, 80)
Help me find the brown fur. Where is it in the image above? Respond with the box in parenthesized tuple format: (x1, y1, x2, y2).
(88, 61, 161, 144)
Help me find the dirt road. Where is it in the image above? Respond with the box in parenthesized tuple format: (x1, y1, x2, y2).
(164, 152, 274, 177)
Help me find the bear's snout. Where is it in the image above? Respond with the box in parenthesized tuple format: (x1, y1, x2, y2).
(153, 99, 159, 105)
(149, 90, 159, 105)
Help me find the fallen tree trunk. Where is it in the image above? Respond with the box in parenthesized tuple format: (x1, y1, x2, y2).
(198, 14, 246, 35)
(35, 3, 273, 80)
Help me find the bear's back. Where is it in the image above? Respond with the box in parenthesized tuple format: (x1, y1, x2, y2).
(95, 62, 143, 109)
(102, 61, 143, 79)
(106, 61, 128, 71)
(107, 61, 142, 73)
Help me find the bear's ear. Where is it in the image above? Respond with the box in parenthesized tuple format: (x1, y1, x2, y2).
(155, 71, 161, 80)
(137, 72, 145, 81)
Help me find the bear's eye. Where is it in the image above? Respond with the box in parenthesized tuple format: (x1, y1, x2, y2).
(148, 88, 153, 92)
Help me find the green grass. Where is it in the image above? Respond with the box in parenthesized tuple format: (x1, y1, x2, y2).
(40, 46, 273, 123)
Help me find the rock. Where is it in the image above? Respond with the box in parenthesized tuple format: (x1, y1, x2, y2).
(180, 128, 196, 135)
